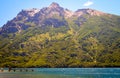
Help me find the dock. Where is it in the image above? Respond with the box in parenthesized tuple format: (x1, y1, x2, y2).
(0, 68, 34, 72)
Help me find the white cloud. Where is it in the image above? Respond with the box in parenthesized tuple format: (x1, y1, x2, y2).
(83, 1, 93, 7)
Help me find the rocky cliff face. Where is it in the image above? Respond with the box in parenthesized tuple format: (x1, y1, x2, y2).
(0, 2, 106, 34)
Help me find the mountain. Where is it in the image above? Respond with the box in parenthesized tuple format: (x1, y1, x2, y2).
(0, 2, 106, 34)
(0, 2, 120, 67)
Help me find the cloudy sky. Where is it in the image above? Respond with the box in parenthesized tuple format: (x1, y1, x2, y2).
(0, 0, 120, 27)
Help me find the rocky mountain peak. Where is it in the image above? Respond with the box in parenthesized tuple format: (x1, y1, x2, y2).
(25, 8, 40, 17)
(85, 8, 105, 16)
(38, 2, 65, 18)
(18, 8, 40, 17)
(74, 8, 105, 17)
(49, 2, 60, 8)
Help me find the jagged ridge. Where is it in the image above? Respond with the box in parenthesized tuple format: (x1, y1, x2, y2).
(0, 2, 106, 34)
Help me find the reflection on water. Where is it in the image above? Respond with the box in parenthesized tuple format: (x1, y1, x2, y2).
(0, 68, 120, 78)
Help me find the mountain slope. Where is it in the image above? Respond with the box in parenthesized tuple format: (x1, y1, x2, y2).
(0, 2, 120, 67)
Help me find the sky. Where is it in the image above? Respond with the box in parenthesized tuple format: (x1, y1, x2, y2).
(0, 0, 120, 27)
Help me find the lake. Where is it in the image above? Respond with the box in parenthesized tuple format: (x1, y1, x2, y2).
(0, 68, 120, 78)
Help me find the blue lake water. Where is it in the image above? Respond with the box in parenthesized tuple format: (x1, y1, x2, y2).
(0, 68, 120, 78)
